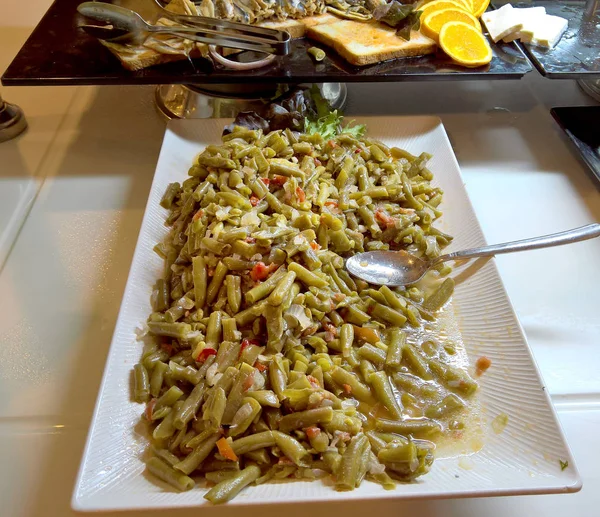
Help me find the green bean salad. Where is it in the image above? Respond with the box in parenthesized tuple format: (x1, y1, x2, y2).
(133, 122, 478, 503)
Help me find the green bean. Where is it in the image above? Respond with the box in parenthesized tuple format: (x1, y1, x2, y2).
(147, 321, 191, 340)
(278, 407, 334, 433)
(424, 394, 465, 419)
(152, 446, 181, 467)
(229, 398, 262, 437)
(245, 266, 286, 304)
(153, 401, 179, 440)
(269, 355, 288, 400)
(268, 271, 297, 306)
(288, 262, 328, 288)
(154, 386, 184, 414)
(428, 358, 478, 395)
(215, 341, 241, 373)
(169, 361, 201, 385)
(273, 431, 310, 466)
(205, 311, 222, 349)
(247, 390, 280, 408)
(339, 323, 354, 358)
(422, 278, 455, 312)
(204, 386, 227, 430)
(231, 431, 276, 455)
(265, 304, 285, 353)
(225, 275, 242, 314)
(204, 465, 261, 504)
(357, 343, 386, 366)
(174, 382, 205, 430)
(336, 433, 370, 491)
(369, 302, 407, 327)
(174, 432, 220, 475)
(133, 363, 150, 403)
(368, 371, 402, 419)
(222, 363, 255, 424)
(147, 457, 194, 491)
(403, 344, 432, 380)
(149, 361, 168, 398)
(206, 262, 229, 305)
(385, 329, 405, 368)
(375, 418, 442, 436)
(330, 367, 373, 402)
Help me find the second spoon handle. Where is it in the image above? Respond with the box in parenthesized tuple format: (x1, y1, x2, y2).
(433, 223, 600, 265)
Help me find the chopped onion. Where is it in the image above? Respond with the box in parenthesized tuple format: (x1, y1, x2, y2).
(241, 210, 261, 227)
(284, 304, 313, 331)
(206, 362, 220, 386)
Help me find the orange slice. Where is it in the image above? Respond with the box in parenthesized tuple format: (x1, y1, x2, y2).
(419, 0, 469, 20)
(421, 7, 482, 43)
(453, 0, 473, 12)
(470, 0, 490, 17)
(439, 21, 492, 67)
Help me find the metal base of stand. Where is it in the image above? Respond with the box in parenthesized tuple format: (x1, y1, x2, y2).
(577, 79, 600, 103)
(0, 97, 27, 143)
(155, 83, 347, 120)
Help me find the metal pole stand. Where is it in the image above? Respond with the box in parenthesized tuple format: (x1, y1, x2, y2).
(0, 94, 27, 143)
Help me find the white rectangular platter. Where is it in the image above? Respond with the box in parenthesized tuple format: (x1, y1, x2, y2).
(72, 116, 581, 511)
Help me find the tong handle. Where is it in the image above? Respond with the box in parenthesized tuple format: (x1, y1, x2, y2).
(162, 12, 291, 55)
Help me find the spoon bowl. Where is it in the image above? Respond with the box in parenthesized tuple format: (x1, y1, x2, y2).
(346, 250, 430, 286)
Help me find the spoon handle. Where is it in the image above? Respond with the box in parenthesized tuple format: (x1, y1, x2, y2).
(433, 223, 600, 265)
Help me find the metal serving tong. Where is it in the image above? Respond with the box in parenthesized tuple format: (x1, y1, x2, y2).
(77, 2, 291, 56)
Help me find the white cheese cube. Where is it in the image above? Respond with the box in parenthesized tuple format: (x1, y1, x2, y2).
(529, 14, 568, 48)
(502, 6, 546, 42)
(482, 4, 523, 43)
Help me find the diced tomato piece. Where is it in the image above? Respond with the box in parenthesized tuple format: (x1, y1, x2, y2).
(354, 148, 361, 154)
(307, 375, 320, 389)
(208, 267, 215, 277)
(324, 201, 338, 208)
(240, 338, 261, 358)
(196, 347, 217, 363)
(327, 140, 337, 148)
(192, 209, 204, 221)
(243, 373, 255, 391)
(310, 241, 320, 251)
(255, 362, 268, 372)
(375, 209, 396, 228)
(245, 236, 256, 244)
(305, 426, 321, 440)
(145, 399, 156, 421)
(260, 178, 270, 186)
(296, 187, 306, 203)
(333, 293, 345, 303)
(250, 262, 278, 282)
(216, 437, 238, 461)
(322, 322, 338, 337)
(314, 158, 322, 167)
(271, 175, 287, 186)
(250, 194, 260, 207)
(342, 383, 352, 395)
(476, 356, 492, 376)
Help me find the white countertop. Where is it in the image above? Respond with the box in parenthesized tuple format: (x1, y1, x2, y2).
(1, 5, 600, 516)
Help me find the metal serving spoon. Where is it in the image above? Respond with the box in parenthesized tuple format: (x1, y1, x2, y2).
(77, 2, 288, 55)
(346, 223, 600, 287)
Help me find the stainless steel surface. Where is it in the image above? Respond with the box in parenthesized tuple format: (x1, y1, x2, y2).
(577, 78, 600, 101)
(346, 223, 600, 286)
(0, 94, 27, 143)
(155, 82, 347, 119)
(77, 2, 290, 55)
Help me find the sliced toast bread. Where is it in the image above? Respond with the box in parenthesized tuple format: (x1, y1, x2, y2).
(307, 20, 437, 66)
